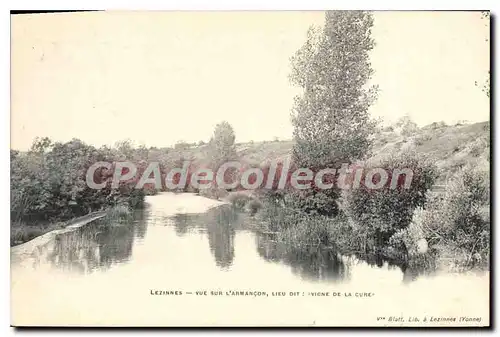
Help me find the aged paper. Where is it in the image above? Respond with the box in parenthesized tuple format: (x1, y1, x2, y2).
(10, 11, 490, 327)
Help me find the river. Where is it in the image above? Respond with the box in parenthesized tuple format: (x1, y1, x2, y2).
(11, 192, 489, 326)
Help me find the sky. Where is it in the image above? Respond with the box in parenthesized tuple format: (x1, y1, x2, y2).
(11, 11, 490, 150)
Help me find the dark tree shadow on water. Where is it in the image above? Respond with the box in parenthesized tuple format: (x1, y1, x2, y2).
(166, 205, 414, 282)
(170, 205, 241, 270)
(255, 233, 349, 282)
(171, 213, 195, 237)
(46, 210, 148, 273)
(133, 207, 148, 240)
(205, 206, 237, 270)
(94, 220, 134, 269)
(46, 224, 101, 273)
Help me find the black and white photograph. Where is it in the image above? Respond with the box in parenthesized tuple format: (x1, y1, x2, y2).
(9, 10, 491, 327)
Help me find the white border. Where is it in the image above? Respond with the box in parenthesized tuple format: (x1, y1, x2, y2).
(2, 1, 498, 336)
(2, 0, 496, 10)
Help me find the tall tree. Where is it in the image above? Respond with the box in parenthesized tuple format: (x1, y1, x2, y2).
(209, 121, 237, 168)
(290, 11, 378, 169)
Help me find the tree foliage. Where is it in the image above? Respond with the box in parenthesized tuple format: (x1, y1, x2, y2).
(290, 11, 378, 169)
(281, 11, 379, 216)
(11, 138, 145, 224)
(208, 121, 237, 168)
(341, 151, 437, 248)
(394, 115, 418, 136)
(397, 165, 490, 271)
(475, 11, 490, 98)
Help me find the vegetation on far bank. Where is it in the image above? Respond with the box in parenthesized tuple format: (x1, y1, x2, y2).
(10, 139, 145, 246)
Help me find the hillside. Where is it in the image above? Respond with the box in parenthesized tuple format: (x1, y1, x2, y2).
(155, 121, 490, 185)
(369, 121, 490, 183)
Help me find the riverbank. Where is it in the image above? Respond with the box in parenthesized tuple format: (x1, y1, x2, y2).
(11, 211, 107, 260)
(11, 211, 110, 248)
(11, 221, 65, 247)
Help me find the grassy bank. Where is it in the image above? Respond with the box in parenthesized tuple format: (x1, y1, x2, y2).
(11, 220, 67, 247)
(10, 205, 134, 247)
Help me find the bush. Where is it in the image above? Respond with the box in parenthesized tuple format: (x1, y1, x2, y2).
(465, 136, 489, 158)
(226, 192, 263, 215)
(107, 204, 132, 219)
(285, 188, 341, 217)
(11, 138, 146, 226)
(256, 159, 344, 217)
(413, 133, 433, 146)
(277, 212, 331, 246)
(403, 165, 490, 272)
(395, 116, 418, 136)
(257, 201, 366, 255)
(247, 198, 263, 215)
(257, 192, 299, 233)
(341, 151, 437, 250)
(227, 192, 251, 210)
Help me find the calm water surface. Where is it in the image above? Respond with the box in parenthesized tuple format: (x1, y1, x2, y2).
(11, 193, 489, 326)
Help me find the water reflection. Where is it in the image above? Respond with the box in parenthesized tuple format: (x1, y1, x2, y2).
(11, 194, 490, 326)
(32, 200, 409, 283)
(171, 213, 192, 237)
(46, 209, 148, 273)
(205, 206, 237, 269)
(255, 233, 349, 282)
(171, 205, 239, 269)
(47, 224, 101, 273)
(133, 208, 148, 240)
(169, 205, 351, 280)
